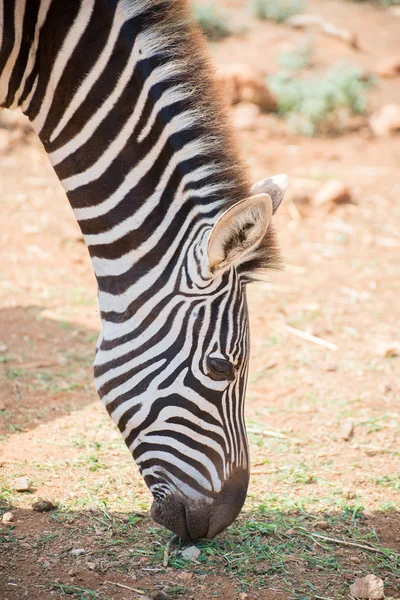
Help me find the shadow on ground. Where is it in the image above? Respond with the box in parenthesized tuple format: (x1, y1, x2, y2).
(0, 306, 99, 437)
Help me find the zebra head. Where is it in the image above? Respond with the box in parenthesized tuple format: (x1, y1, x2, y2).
(94, 174, 286, 540)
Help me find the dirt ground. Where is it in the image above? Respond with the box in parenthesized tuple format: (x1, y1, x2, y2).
(1, 1, 400, 599)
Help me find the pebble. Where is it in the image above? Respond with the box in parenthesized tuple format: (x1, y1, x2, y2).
(369, 103, 400, 136)
(32, 499, 57, 512)
(2, 511, 15, 523)
(315, 520, 329, 530)
(181, 546, 201, 562)
(339, 419, 354, 441)
(70, 548, 85, 556)
(314, 180, 352, 207)
(377, 341, 400, 358)
(153, 593, 169, 600)
(375, 56, 400, 78)
(350, 574, 384, 599)
(13, 476, 31, 492)
(216, 63, 277, 111)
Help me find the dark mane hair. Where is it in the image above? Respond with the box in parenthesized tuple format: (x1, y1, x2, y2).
(122, 0, 280, 272)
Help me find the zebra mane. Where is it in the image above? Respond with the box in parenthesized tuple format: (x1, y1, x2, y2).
(119, 0, 281, 275)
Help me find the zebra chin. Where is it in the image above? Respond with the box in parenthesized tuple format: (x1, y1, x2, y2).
(150, 469, 249, 540)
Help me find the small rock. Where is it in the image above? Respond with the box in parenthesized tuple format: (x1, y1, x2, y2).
(0, 399, 6, 410)
(2, 511, 15, 523)
(216, 64, 277, 111)
(375, 56, 400, 78)
(181, 546, 201, 562)
(350, 556, 361, 564)
(350, 574, 384, 599)
(314, 180, 352, 207)
(369, 104, 400, 136)
(13, 476, 31, 492)
(137, 596, 152, 600)
(176, 572, 193, 582)
(231, 102, 261, 131)
(315, 520, 329, 530)
(344, 488, 357, 500)
(87, 503, 100, 513)
(239, 594, 248, 600)
(32, 499, 57, 512)
(86, 562, 95, 570)
(70, 548, 85, 556)
(377, 341, 400, 358)
(68, 568, 77, 577)
(153, 593, 169, 600)
(339, 419, 354, 441)
(363, 510, 374, 520)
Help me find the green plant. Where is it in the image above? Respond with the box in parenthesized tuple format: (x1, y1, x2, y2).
(250, 0, 305, 22)
(192, 3, 231, 40)
(277, 38, 313, 71)
(268, 64, 373, 136)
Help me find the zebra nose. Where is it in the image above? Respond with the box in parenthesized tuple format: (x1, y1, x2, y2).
(150, 469, 249, 540)
(205, 468, 249, 539)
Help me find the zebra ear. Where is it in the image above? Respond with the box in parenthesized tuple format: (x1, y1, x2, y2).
(251, 174, 288, 214)
(207, 193, 273, 274)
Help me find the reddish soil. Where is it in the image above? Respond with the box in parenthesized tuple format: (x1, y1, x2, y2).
(1, 1, 400, 599)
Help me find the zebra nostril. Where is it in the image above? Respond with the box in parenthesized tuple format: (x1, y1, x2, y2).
(150, 469, 249, 540)
(207, 356, 235, 381)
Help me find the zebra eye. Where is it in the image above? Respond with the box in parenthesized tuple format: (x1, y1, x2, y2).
(207, 356, 235, 381)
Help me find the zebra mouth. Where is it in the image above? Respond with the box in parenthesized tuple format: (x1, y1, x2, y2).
(150, 469, 249, 540)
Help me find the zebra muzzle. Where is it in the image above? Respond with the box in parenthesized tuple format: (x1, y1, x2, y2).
(150, 468, 249, 540)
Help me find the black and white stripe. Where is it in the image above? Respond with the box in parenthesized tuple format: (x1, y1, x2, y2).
(0, 0, 285, 538)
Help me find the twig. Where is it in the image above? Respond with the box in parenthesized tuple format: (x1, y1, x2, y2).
(283, 324, 338, 352)
(104, 581, 145, 594)
(287, 198, 302, 222)
(163, 534, 178, 567)
(247, 427, 301, 445)
(247, 428, 289, 440)
(309, 532, 393, 555)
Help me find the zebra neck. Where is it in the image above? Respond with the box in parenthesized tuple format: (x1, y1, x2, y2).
(1, 0, 250, 310)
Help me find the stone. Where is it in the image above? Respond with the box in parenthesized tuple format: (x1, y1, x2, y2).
(375, 56, 400, 78)
(350, 574, 384, 599)
(339, 419, 354, 441)
(216, 64, 277, 111)
(70, 548, 85, 556)
(231, 102, 261, 131)
(2, 511, 15, 523)
(377, 341, 400, 358)
(153, 593, 169, 600)
(32, 499, 57, 512)
(369, 104, 400, 136)
(181, 546, 201, 562)
(314, 180, 352, 207)
(13, 476, 31, 492)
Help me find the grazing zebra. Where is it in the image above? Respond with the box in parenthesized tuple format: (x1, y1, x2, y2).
(0, 0, 287, 539)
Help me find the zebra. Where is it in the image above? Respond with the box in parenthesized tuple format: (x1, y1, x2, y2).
(0, 0, 287, 539)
